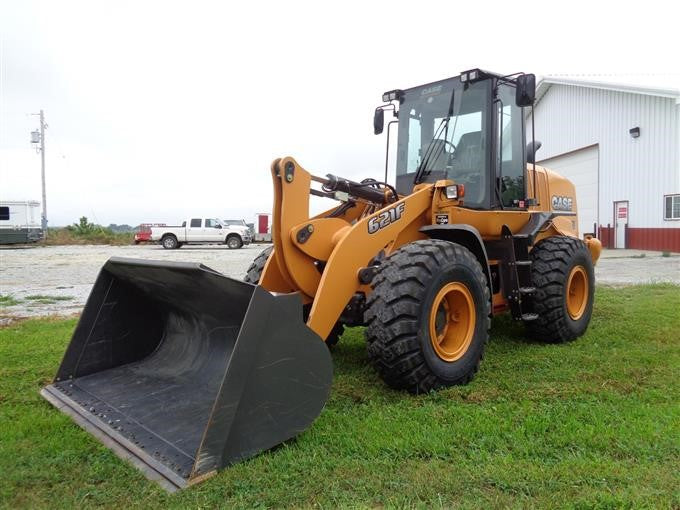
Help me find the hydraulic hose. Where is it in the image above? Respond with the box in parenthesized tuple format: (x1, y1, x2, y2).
(323, 174, 390, 204)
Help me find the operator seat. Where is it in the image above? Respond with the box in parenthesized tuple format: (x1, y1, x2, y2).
(450, 131, 483, 202)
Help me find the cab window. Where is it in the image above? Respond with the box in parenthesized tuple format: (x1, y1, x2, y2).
(497, 84, 525, 207)
(190, 218, 202, 228)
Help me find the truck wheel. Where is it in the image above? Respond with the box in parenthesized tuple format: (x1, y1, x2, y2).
(161, 235, 178, 250)
(243, 246, 344, 347)
(527, 236, 595, 343)
(226, 234, 243, 249)
(364, 240, 490, 393)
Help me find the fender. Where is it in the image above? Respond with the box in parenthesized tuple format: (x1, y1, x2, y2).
(419, 224, 493, 307)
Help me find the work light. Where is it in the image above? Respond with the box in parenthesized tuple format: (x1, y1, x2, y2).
(381, 89, 403, 103)
(460, 69, 481, 83)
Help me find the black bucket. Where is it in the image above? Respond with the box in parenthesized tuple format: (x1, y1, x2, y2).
(41, 257, 332, 491)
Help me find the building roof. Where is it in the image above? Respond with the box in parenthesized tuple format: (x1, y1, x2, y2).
(535, 76, 680, 105)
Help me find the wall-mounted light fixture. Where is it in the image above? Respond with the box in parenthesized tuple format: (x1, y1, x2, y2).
(629, 127, 640, 138)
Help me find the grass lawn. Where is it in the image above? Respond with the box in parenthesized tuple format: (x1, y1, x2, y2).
(1, 285, 679, 508)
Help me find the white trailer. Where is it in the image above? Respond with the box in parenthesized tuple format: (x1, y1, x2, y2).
(0, 201, 43, 244)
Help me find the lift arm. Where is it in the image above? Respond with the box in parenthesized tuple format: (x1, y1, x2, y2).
(260, 157, 433, 340)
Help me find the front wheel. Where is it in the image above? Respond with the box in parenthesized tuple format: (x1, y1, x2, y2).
(527, 236, 595, 343)
(226, 235, 243, 249)
(364, 239, 491, 393)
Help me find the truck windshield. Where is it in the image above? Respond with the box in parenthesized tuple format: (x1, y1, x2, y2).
(396, 78, 490, 208)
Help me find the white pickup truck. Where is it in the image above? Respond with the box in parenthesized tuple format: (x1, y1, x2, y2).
(150, 217, 252, 249)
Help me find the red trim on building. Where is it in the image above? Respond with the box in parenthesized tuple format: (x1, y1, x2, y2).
(598, 225, 680, 252)
(598, 226, 614, 248)
(626, 228, 680, 252)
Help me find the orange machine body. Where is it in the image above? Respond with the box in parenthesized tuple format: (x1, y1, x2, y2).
(261, 156, 601, 341)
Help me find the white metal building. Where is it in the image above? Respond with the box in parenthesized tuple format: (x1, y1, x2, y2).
(528, 78, 680, 251)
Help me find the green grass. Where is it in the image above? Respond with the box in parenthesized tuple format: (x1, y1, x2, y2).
(23, 295, 74, 305)
(0, 294, 20, 307)
(1, 285, 679, 508)
(41, 227, 134, 246)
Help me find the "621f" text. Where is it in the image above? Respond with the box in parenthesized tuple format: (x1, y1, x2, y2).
(367, 203, 406, 234)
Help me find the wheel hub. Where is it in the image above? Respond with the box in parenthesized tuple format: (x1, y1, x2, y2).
(429, 282, 476, 362)
(566, 265, 588, 320)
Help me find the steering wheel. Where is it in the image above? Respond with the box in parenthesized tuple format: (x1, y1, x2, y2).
(442, 139, 457, 153)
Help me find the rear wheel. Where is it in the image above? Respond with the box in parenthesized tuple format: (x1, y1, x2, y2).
(161, 235, 178, 250)
(226, 235, 243, 249)
(364, 240, 490, 393)
(243, 246, 344, 346)
(527, 236, 595, 343)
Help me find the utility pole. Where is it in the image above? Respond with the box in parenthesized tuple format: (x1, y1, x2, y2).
(31, 110, 47, 238)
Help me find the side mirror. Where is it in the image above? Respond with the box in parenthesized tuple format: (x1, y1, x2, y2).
(373, 108, 384, 135)
(215, 224, 222, 229)
(516, 74, 536, 107)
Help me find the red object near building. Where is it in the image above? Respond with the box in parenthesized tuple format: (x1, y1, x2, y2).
(257, 215, 268, 234)
(134, 223, 166, 244)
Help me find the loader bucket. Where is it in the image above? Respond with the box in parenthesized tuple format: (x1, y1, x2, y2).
(41, 257, 332, 491)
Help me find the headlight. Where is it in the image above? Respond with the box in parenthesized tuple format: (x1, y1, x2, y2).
(445, 185, 464, 200)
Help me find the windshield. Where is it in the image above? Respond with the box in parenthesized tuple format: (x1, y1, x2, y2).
(223, 219, 245, 226)
(395, 78, 490, 208)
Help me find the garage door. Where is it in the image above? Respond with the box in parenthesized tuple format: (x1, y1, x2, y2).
(539, 145, 598, 237)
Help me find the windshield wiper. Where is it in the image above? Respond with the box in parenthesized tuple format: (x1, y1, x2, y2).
(414, 88, 457, 184)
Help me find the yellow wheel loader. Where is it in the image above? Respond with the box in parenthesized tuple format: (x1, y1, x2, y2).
(42, 69, 602, 490)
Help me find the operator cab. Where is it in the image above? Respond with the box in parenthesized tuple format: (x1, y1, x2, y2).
(375, 69, 535, 210)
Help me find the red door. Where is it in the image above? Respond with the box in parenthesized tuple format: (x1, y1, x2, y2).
(258, 215, 269, 234)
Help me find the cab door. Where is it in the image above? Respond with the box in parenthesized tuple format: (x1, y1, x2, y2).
(204, 218, 224, 241)
(495, 83, 526, 209)
(186, 218, 203, 241)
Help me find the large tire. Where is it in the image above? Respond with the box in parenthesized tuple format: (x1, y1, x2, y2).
(527, 236, 595, 343)
(226, 234, 243, 249)
(244, 246, 273, 283)
(364, 240, 491, 393)
(243, 246, 344, 347)
(161, 235, 178, 250)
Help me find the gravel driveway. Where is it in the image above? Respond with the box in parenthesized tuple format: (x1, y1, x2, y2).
(0, 243, 270, 320)
(0, 244, 678, 321)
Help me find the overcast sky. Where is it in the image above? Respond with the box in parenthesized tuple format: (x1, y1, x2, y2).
(1, 0, 678, 226)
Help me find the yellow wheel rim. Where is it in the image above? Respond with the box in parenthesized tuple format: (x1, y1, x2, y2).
(566, 265, 588, 320)
(428, 282, 476, 362)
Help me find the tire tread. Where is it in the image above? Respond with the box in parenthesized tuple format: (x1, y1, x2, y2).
(364, 239, 491, 393)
